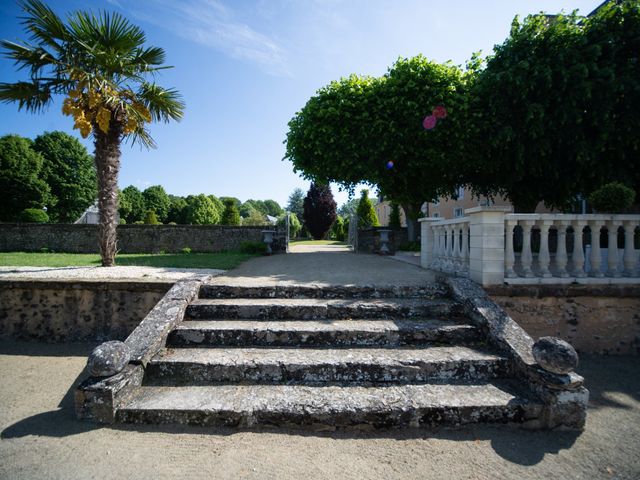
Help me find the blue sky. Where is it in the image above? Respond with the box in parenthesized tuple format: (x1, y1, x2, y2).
(0, 0, 602, 207)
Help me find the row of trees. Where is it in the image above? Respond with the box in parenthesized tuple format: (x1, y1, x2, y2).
(285, 2, 640, 238)
(0, 132, 96, 223)
(118, 184, 285, 226)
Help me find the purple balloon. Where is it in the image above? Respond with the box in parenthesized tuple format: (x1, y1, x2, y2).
(423, 115, 437, 130)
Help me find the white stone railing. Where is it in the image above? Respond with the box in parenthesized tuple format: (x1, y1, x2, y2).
(420, 217, 470, 276)
(420, 207, 640, 286)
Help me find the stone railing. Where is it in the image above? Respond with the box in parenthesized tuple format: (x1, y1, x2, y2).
(420, 217, 470, 276)
(420, 207, 640, 286)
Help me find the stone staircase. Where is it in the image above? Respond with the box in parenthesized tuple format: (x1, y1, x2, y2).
(109, 283, 547, 429)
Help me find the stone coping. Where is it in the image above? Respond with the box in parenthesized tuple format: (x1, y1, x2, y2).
(0, 278, 174, 291)
(484, 283, 640, 298)
(440, 276, 584, 392)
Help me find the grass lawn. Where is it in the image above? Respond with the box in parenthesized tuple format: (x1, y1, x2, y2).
(0, 252, 257, 270)
(290, 240, 347, 246)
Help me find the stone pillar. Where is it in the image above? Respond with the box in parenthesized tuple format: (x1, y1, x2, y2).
(466, 206, 512, 286)
(419, 218, 440, 270)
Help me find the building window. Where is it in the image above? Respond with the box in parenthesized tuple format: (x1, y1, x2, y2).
(432, 212, 440, 218)
(454, 207, 464, 218)
(457, 187, 465, 200)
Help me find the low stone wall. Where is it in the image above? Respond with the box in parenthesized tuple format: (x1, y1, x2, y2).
(357, 228, 408, 254)
(486, 284, 640, 355)
(0, 223, 287, 254)
(0, 279, 172, 342)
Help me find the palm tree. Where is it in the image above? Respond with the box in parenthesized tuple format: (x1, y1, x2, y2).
(0, 0, 184, 266)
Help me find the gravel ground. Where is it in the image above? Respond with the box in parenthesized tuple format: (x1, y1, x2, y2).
(0, 340, 638, 480)
(0, 266, 224, 281)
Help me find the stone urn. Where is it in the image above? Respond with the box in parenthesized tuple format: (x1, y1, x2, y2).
(378, 229, 392, 255)
(262, 230, 276, 255)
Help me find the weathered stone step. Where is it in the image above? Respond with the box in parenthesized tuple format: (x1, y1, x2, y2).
(146, 346, 507, 385)
(167, 319, 480, 348)
(185, 298, 460, 321)
(199, 284, 447, 300)
(117, 381, 543, 429)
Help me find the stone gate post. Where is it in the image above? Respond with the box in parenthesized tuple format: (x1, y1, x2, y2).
(466, 206, 512, 286)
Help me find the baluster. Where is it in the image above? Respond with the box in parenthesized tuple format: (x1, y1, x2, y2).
(431, 226, 439, 269)
(572, 220, 587, 277)
(623, 222, 638, 277)
(452, 226, 460, 272)
(438, 225, 445, 270)
(537, 220, 552, 278)
(461, 222, 469, 274)
(435, 226, 443, 270)
(606, 221, 621, 277)
(588, 220, 604, 277)
(505, 219, 517, 278)
(555, 221, 569, 278)
(520, 221, 535, 277)
(446, 225, 454, 271)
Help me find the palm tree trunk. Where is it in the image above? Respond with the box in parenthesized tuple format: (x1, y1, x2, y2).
(94, 129, 121, 267)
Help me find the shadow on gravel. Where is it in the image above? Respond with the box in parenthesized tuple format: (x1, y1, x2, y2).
(0, 340, 95, 357)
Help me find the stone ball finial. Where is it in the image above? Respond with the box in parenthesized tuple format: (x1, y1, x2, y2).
(87, 341, 130, 377)
(532, 337, 578, 375)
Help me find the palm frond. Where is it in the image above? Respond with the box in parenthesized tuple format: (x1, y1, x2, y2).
(132, 46, 166, 69)
(126, 126, 156, 149)
(18, 0, 68, 53)
(138, 83, 185, 122)
(0, 81, 53, 112)
(0, 40, 58, 76)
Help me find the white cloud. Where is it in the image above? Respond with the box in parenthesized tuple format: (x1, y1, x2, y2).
(128, 0, 290, 76)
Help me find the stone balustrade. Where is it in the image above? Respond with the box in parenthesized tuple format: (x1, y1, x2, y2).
(420, 209, 640, 286)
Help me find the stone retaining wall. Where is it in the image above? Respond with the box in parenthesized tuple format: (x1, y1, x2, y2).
(0, 224, 287, 254)
(486, 284, 640, 355)
(357, 227, 409, 254)
(0, 279, 171, 342)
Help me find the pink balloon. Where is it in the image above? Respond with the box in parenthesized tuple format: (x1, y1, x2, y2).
(432, 105, 447, 119)
(422, 115, 437, 130)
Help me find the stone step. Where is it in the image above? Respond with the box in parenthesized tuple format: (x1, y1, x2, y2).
(167, 319, 481, 348)
(117, 381, 543, 429)
(146, 346, 507, 385)
(185, 298, 460, 321)
(199, 284, 448, 300)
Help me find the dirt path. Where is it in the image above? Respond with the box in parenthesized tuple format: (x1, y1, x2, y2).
(0, 340, 638, 480)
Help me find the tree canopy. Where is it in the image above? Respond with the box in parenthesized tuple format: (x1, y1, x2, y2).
(143, 185, 170, 222)
(220, 198, 241, 225)
(32, 131, 96, 222)
(285, 56, 468, 237)
(286, 188, 305, 220)
(0, 134, 50, 221)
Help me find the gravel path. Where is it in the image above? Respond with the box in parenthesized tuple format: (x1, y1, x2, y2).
(0, 340, 638, 480)
(0, 266, 225, 281)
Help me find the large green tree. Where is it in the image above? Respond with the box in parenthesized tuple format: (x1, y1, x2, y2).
(220, 198, 241, 225)
(468, 2, 640, 211)
(32, 130, 96, 222)
(0, 134, 50, 221)
(119, 185, 145, 223)
(286, 188, 305, 220)
(142, 185, 170, 222)
(184, 194, 219, 224)
(0, 0, 184, 265)
(285, 56, 468, 239)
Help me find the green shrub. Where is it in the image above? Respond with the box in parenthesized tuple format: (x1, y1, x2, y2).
(181, 247, 192, 254)
(398, 241, 420, 252)
(119, 218, 127, 225)
(19, 208, 49, 223)
(356, 189, 379, 228)
(144, 210, 160, 224)
(588, 182, 636, 213)
(331, 215, 346, 241)
(239, 241, 266, 254)
(133, 220, 144, 224)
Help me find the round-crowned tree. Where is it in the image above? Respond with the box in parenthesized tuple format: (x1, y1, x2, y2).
(220, 198, 241, 225)
(303, 183, 337, 240)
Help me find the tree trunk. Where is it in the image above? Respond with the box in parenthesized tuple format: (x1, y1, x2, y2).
(94, 128, 122, 267)
(401, 203, 420, 242)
